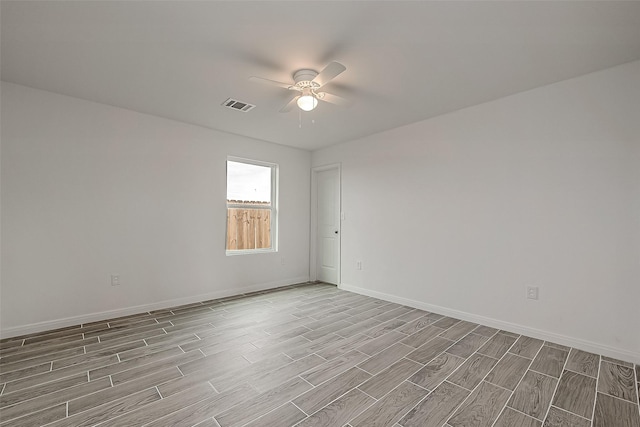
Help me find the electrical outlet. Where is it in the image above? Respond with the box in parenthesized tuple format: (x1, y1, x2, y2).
(356, 261, 362, 270)
(111, 274, 120, 286)
(527, 286, 539, 300)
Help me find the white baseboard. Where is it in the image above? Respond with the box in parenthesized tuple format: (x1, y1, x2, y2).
(339, 283, 640, 365)
(1, 276, 310, 339)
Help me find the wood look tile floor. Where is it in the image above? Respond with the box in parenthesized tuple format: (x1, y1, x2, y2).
(1, 283, 639, 427)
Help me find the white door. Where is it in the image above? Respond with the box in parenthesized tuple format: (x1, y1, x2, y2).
(316, 168, 340, 284)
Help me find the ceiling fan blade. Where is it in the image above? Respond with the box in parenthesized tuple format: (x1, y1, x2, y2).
(248, 76, 292, 90)
(317, 92, 351, 107)
(279, 95, 298, 113)
(312, 61, 346, 88)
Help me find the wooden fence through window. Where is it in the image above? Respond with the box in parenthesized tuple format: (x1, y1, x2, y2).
(226, 207, 271, 250)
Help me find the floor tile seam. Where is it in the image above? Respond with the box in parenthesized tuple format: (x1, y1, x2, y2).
(1, 367, 94, 397)
(353, 379, 431, 427)
(528, 367, 561, 380)
(298, 369, 376, 416)
(0, 361, 52, 382)
(504, 338, 546, 415)
(598, 360, 639, 403)
(310, 352, 327, 363)
(66, 384, 175, 426)
(440, 328, 486, 354)
(354, 361, 376, 377)
(0, 334, 77, 354)
(175, 365, 185, 378)
(476, 332, 518, 360)
(502, 352, 533, 364)
(238, 380, 333, 426)
(301, 322, 355, 339)
(436, 324, 476, 342)
(97, 385, 204, 427)
(354, 334, 416, 363)
(599, 358, 638, 372)
(297, 374, 317, 390)
(86, 323, 167, 340)
(299, 362, 369, 394)
(550, 404, 592, 422)
(0, 339, 94, 359)
(334, 386, 380, 426)
(0, 377, 114, 423)
(420, 380, 475, 427)
(106, 316, 166, 328)
(362, 357, 428, 397)
(154, 312, 218, 325)
(175, 318, 218, 330)
(333, 323, 383, 339)
(232, 400, 299, 427)
(443, 342, 522, 426)
(0, 381, 68, 414)
(473, 327, 500, 340)
(564, 365, 598, 379)
(596, 389, 640, 405)
(177, 340, 197, 354)
(87, 348, 189, 382)
(543, 342, 570, 352)
(494, 405, 540, 426)
(478, 331, 520, 378)
(290, 400, 310, 417)
(206, 381, 218, 395)
(483, 378, 514, 394)
(2, 334, 85, 352)
(355, 332, 410, 358)
(539, 344, 571, 423)
(412, 352, 473, 391)
(0, 402, 57, 426)
(505, 350, 533, 361)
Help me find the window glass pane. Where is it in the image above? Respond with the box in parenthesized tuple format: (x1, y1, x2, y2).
(226, 207, 271, 251)
(227, 161, 271, 203)
(226, 159, 276, 253)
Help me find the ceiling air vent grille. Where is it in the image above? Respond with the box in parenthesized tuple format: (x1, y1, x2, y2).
(222, 98, 255, 112)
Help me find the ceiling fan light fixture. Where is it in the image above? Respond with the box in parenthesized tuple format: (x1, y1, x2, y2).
(297, 92, 318, 111)
(249, 62, 347, 113)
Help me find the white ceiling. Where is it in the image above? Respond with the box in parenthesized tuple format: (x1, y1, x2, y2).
(2, 1, 640, 151)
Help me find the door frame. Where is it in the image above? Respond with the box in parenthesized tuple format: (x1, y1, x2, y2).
(310, 163, 341, 284)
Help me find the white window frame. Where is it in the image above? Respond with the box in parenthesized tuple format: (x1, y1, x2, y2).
(225, 156, 278, 256)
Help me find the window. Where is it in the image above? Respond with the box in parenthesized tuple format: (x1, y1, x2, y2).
(226, 158, 278, 254)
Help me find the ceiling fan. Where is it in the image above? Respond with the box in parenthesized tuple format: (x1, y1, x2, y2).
(249, 62, 349, 112)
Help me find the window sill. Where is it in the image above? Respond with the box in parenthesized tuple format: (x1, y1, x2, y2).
(226, 248, 277, 256)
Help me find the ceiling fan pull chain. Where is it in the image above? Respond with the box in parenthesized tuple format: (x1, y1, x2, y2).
(299, 108, 302, 129)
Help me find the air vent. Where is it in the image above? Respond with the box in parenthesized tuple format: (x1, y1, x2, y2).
(222, 98, 256, 112)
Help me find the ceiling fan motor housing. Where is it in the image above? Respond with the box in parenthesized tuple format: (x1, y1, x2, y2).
(293, 69, 320, 88)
